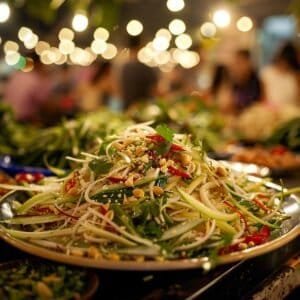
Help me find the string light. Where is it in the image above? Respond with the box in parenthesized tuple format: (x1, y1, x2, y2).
(18, 27, 32, 42)
(35, 41, 50, 55)
(166, 0, 185, 12)
(58, 28, 74, 40)
(126, 20, 143, 36)
(94, 27, 109, 41)
(91, 39, 107, 54)
(24, 34, 38, 49)
(237, 16, 253, 32)
(3, 41, 19, 53)
(175, 33, 192, 50)
(72, 12, 88, 32)
(212, 9, 231, 28)
(168, 19, 186, 35)
(200, 22, 217, 38)
(59, 40, 75, 55)
(156, 28, 172, 41)
(102, 43, 117, 60)
(0, 2, 10, 23)
(5, 52, 20, 66)
(152, 36, 170, 52)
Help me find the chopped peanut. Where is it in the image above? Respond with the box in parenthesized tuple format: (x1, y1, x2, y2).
(107, 252, 120, 261)
(238, 243, 248, 250)
(36, 282, 53, 299)
(216, 166, 227, 177)
(125, 176, 134, 187)
(181, 154, 192, 166)
(153, 186, 164, 196)
(87, 246, 102, 259)
(135, 146, 145, 156)
(159, 158, 167, 166)
(133, 188, 145, 198)
(70, 248, 85, 257)
(248, 241, 255, 247)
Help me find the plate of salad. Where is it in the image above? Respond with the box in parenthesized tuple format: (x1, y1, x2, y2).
(0, 124, 299, 271)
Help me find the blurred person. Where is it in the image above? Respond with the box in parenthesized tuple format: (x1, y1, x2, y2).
(4, 55, 52, 122)
(210, 64, 234, 113)
(119, 36, 159, 109)
(229, 49, 262, 113)
(76, 62, 115, 112)
(261, 41, 300, 107)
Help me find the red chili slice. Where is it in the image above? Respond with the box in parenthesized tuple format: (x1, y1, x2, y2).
(253, 198, 269, 213)
(270, 145, 288, 155)
(244, 226, 270, 246)
(167, 165, 191, 179)
(108, 176, 124, 183)
(223, 200, 248, 231)
(147, 135, 184, 153)
(15, 172, 44, 184)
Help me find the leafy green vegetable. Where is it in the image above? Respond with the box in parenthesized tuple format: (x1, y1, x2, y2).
(88, 158, 113, 176)
(155, 124, 174, 142)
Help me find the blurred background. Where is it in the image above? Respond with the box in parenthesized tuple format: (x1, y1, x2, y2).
(0, 0, 299, 125)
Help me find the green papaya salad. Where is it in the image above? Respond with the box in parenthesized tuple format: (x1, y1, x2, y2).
(0, 123, 293, 261)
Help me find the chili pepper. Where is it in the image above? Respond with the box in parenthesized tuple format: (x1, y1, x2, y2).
(108, 176, 125, 183)
(168, 165, 191, 179)
(99, 205, 108, 215)
(253, 198, 269, 213)
(15, 172, 44, 184)
(271, 145, 287, 155)
(223, 200, 248, 231)
(244, 226, 270, 246)
(147, 135, 184, 152)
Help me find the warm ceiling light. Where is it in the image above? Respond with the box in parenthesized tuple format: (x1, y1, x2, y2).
(94, 27, 109, 41)
(168, 19, 186, 35)
(237, 16, 253, 32)
(72, 12, 88, 32)
(175, 33, 192, 50)
(126, 20, 143, 36)
(213, 9, 231, 28)
(200, 22, 217, 37)
(166, 0, 185, 12)
(0, 2, 10, 23)
(58, 28, 74, 40)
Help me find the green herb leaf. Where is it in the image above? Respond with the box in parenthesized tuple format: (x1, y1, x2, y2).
(88, 158, 113, 176)
(155, 124, 174, 142)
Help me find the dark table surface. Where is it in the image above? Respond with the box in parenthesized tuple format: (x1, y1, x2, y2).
(0, 176, 299, 300)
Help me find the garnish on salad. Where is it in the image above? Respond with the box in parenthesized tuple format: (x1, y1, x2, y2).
(0, 123, 292, 261)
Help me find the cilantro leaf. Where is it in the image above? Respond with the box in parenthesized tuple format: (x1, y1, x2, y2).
(89, 158, 113, 176)
(155, 124, 174, 142)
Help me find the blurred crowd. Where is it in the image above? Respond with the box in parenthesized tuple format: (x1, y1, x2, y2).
(0, 37, 299, 125)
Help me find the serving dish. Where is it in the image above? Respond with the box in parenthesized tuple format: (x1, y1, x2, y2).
(0, 178, 299, 271)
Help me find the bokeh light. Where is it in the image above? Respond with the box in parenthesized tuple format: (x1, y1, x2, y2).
(91, 39, 107, 54)
(3, 41, 19, 53)
(126, 20, 143, 36)
(237, 16, 253, 32)
(213, 9, 231, 28)
(200, 22, 217, 38)
(175, 33, 192, 50)
(102, 43, 118, 60)
(0, 2, 10, 23)
(18, 27, 32, 42)
(72, 12, 88, 32)
(94, 27, 109, 41)
(58, 28, 74, 40)
(169, 19, 186, 35)
(153, 36, 170, 52)
(35, 41, 50, 55)
(166, 0, 185, 12)
(59, 40, 75, 55)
